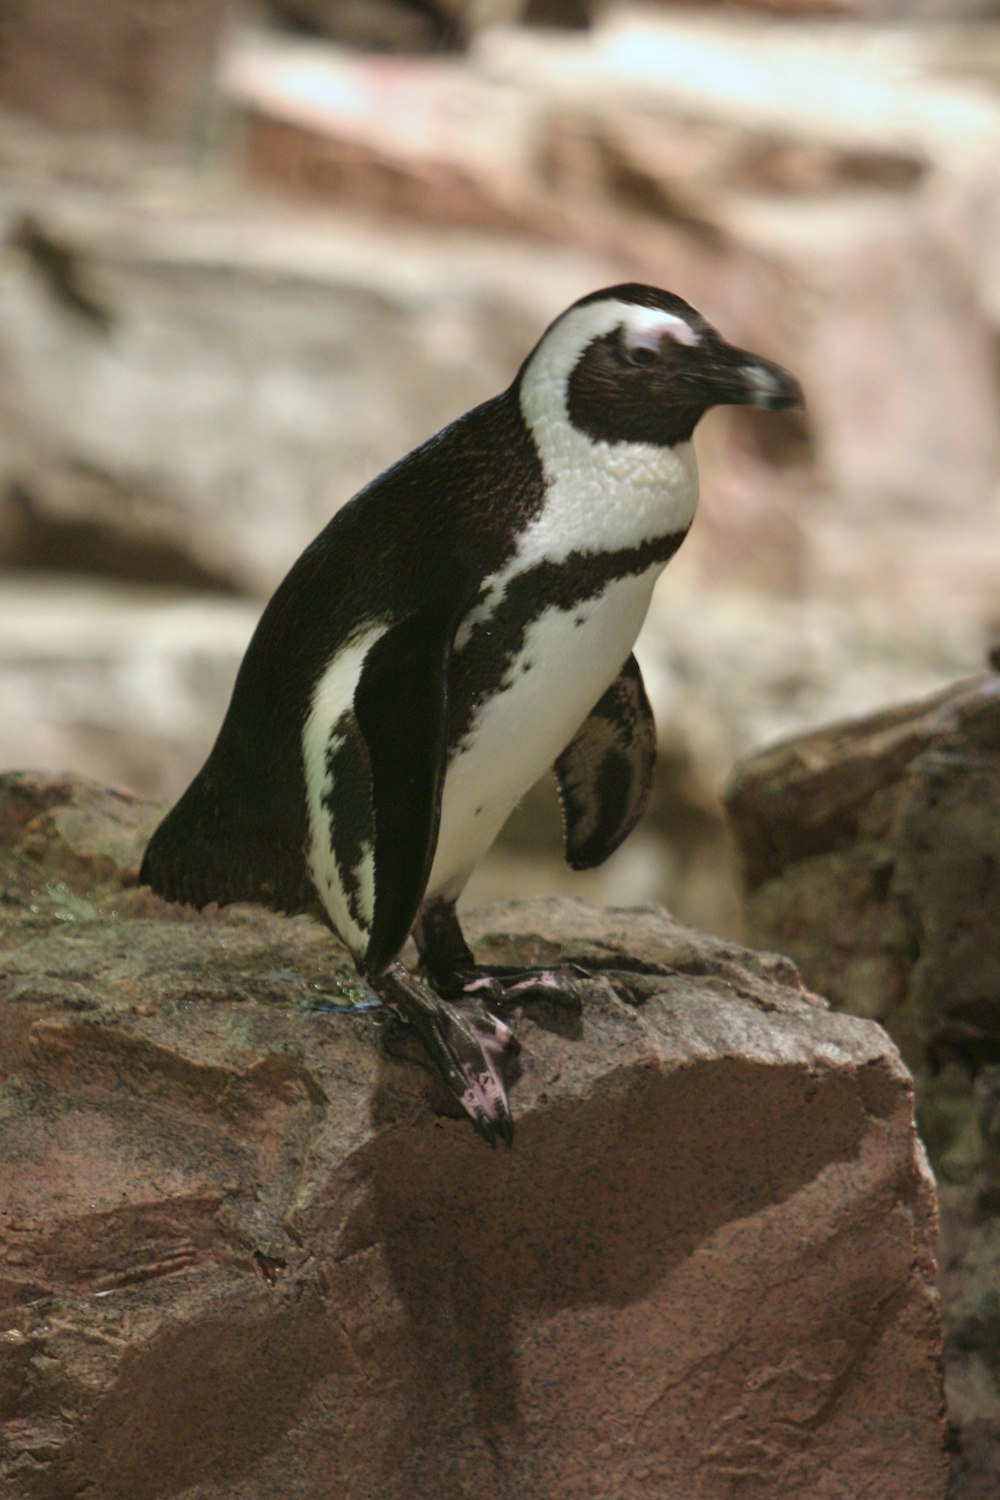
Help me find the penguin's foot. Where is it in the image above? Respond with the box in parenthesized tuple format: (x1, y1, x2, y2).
(412, 898, 588, 1012)
(456, 963, 588, 1013)
(375, 962, 518, 1147)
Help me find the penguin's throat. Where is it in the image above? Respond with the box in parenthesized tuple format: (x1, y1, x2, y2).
(517, 437, 699, 569)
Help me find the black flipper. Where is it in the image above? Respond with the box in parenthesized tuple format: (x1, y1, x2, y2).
(355, 583, 473, 976)
(553, 652, 656, 871)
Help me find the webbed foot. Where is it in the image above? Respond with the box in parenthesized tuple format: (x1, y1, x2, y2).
(455, 962, 588, 1012)
(376, 962, 519, 1146)
(412, 897, 592, 1016)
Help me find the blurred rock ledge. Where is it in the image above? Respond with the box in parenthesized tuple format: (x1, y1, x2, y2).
(725, 670, 1000, 1076)
(0, 578, 258, 798)
(725, 669, 1000, 1498)
(0, 0, 234, 141)
(0, 771, 946, 1499)
(0, 132, 619, 597)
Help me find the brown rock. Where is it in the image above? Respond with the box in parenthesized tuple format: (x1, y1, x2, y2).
(0, 168, 573, 599)
(641, 0, 1000, 15)
(268, 0, 464, 53)
(266, 0, 592, 52)
(0, 773, 947, 1498)
(939, 1182, 1000, 1500)
(725, 672, 1000, 1066)
(0, 0, 233, 139)
(894, 703, 1000, 1067)
(223, 35, 558, 237)
(724, 671, 1000, 1499)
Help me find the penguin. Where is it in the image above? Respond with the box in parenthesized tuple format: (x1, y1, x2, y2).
(140, 283, 802, 1145)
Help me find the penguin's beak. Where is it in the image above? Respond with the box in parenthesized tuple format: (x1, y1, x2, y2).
(719, 348, 804, 412)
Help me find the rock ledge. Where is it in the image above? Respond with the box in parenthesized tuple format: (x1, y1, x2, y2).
(0, 773, 946, 1500)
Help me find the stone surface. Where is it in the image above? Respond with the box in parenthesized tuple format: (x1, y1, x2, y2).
(0, 130, 612, 597)
(724, 671, 1000, 1499)
(0, 579, 259, 802)
(725, 671, 1000, 1072)
(266, 0, 593, 51)
(0, 772, 946, 1499)
(268, 0, 464, 53)
(0, 0, 233, 140)
(938, 1184, 1000, 1500)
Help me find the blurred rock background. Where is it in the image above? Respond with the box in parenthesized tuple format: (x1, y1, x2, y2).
(3, 0, 999, 935)
(1, 0, 999, 1489)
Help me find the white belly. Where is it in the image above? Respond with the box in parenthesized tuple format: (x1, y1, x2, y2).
(426, 564, 661, 899)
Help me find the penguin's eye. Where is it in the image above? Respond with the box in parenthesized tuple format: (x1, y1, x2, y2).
(625, 344, 658, 368)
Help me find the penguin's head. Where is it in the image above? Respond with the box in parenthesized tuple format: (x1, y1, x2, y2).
(519, 284, 802, 450)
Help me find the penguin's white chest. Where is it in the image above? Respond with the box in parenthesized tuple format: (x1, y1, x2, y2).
(426, 563, 661, 899)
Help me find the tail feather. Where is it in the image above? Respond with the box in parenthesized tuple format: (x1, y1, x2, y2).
(140, 761, 315, 917)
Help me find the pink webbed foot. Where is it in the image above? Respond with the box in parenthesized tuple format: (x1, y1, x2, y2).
(457, 963, 588, 1013)
(376, 962, 519, 1146)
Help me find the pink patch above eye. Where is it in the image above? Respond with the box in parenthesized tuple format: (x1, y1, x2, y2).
(622, 307, 701, 355)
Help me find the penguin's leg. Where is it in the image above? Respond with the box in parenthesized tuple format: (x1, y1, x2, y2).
(411, 896, 479, 991)
(370, 961, 518, 1147)
(342, 583, 526, 1144)
(413, 897, 587, 1011)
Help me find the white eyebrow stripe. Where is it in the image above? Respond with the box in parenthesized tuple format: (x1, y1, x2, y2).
(623, 305, 701, 347)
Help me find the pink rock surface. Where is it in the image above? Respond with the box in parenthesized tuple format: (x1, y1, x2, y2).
(0, 773, 946, 1499)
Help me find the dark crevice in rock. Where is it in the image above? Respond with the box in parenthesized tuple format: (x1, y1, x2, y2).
(2, 479, 245, 595)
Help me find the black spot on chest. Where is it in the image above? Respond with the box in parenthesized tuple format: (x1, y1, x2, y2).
(446, 528, 687, 749)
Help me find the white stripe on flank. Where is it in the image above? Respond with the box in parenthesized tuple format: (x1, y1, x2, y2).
(302, 620, 386, 957)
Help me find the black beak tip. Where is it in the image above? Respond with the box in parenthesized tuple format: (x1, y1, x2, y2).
(739, 361, 804, 413)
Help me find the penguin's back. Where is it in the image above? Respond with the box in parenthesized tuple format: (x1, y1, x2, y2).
(140, 388, 546, 921)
